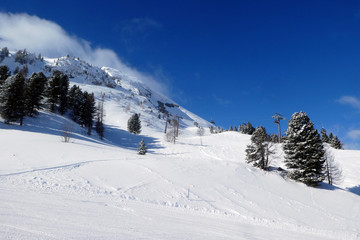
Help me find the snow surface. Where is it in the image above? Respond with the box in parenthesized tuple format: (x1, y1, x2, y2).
(0, 52, 360, 239)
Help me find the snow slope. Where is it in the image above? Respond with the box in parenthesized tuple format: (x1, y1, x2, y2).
(0, 51, 359, 239)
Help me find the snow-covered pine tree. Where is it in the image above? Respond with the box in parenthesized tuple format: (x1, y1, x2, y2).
(229, 126, 233, 131)
(283, 112, 325, 187)
(320, 128, 329, 143)
(25, 72, 47, 116)
(0, 73, 26, 125)
(245, 126, 273, 170)
(128, 113, 141, 134)
(330, 135, 343, 149)
(138, 138, 147, 155)
(328, 132, 334, 143)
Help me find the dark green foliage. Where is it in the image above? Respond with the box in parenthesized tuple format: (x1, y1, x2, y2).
(283, 112, 325, 187)
(246, 126, 273, 170)
(138, 138, 147, 155)
(234, 126, 238, 132)
(0, 65, 11, 85)
(0, 73, 26, 125)
(79, 91, 96, 135)
(46, 71, 69, 114)
(331, 135, 343, 149)
(320, 128, 329, 143)
(229, 126, 233, 131)
(95, 93, 105, 140)
(239, 122, 255, 135)
(25, 72, 47, 116)
(128, 113, 141, 134)
(68, 85, 83, 122)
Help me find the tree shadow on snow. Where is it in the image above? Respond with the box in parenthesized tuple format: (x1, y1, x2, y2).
(0, 112, 163, 152)
(102, 124, 163, 151)
(347, 185, 360, 196)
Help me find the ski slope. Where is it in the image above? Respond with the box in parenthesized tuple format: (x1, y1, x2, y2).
(0, 51, 359, 239)
(0, 110, 359, 239)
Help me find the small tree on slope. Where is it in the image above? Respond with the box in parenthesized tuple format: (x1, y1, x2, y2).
(245, 126, 273, 170)
(283, 112, 325, 187)
(138, 139, 147, 155)
(128, 113, 141, 134)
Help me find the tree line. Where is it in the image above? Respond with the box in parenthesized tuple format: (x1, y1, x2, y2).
(0, 65, 104, 138)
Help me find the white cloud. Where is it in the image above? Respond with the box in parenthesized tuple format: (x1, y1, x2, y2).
(0, 12, 168, 94)
(338, 96, 360, 109)
(347, 129, 360, 140)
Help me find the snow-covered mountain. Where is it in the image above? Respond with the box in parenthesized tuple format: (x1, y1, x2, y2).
(0, 50, 360, 240)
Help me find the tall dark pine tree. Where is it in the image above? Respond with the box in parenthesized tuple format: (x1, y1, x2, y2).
(68, 85, 83, 122)
(95, 93, 105, 139)
(0, 73, 26, 125)
(79, 91, 96, 135)
(128, 113, 141, 134)
(245, 126, 273, 170)
(320, 128, 329, 143)
(25, 72, 47, 116)
(0, 65, 11, 85)
(46, 71, 69, 114)
(283, 112, 325, 186)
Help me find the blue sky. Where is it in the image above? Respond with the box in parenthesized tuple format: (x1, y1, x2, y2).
(1, 0, 360, 149)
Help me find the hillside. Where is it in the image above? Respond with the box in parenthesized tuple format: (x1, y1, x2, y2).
(0, 50, 359, 239)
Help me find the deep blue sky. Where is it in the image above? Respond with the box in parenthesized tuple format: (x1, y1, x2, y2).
(2, 0, 360, 148)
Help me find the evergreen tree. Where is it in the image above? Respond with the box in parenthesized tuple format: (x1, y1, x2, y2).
(0, 65, 11, 85)
(331, 135, 343, 149)
(95, 93, 105, 139)
(245, 126, 273, 170)
(128, 113, 141, 134)
(46, 71, 69, 114)
(138, 138, 147, 155)
(25, 72, 47, 116)
(320, 128, 329, 143)
(0, 73, 26, 125)
(283, 112, 325, 186)
(79, 91, 96, 135)
(68, 85, 83, 122)
(229, 126, 233, 131)
(234, 126, 238, 132)
(328, 132, 334, 142)
(14, 49, 28, 65)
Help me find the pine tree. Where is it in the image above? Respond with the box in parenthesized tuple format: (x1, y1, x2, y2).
(25, 72, 47, 116)
(79, 91, 96, 135)
(0, 73, 26, 125)
(68, 85, 83, 122)
(283, 112, 325, 186)
(138, 138, 147, 155)
(320, 128, 329, 143)
(331, 135, 343, 149)
(95, 93, 105, 139)
(0, 65, 11, 85)
(128, 113, 141, 134)
(229, 126, 233, 131)
(0, 47, 9, 62)
(46, 71, 69, 114)
(245, 126, 273, 170)
(328, 132, 334, 143)
(234, 126, 238, 132)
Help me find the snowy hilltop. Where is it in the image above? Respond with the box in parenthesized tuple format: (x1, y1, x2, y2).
(0, 48, 360, 240)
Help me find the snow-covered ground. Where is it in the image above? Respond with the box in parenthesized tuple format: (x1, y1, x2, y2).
(0, 51, 359, 239)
